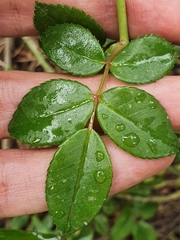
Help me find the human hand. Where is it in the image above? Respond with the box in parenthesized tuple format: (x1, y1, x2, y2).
(0, 0, 180, 218)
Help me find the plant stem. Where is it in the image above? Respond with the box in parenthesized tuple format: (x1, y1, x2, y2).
(96, 64, 110, 96)
(89, 0, 130, 129)
(96, 0, 129, 96)
(116, 0, 129, 44)
(22, 37, 54, 73)
(117, 190, 180, 203)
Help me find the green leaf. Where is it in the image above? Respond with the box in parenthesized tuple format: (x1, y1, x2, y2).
(97, 86, 179, 159)
(93, 214, 109, 236)
(0, 229, 58, 240)
(111, 207, 134, 240)
(110, 35, 178, 84)
(40, 24, 105, 76)
(72, 226, 94, 240)
(34, 1, 106, 45)
(133, 202, 158, 220)
(10, 215, 29, 230)
(132, 221, 157, 240)
(174, 45, 180, 54)
(46, 129, 112, 237)
(102, 197, 119, 215)
(8, 79, 94, 146)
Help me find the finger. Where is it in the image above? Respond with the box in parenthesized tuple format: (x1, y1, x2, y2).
(1, 0, 180, 44)
(1, 71, 180, 139)
(0, 139, 174, 218)
(0, 148, 52, 218)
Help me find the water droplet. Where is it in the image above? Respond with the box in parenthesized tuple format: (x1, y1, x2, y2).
(62, 179, 67, 183)
(96, 151, 104, 162)
(128, 104, 132, 109)
(84, 222, 88, 226)
(102, 114, 108, 119)
(59, 210, 65, 218)
(122, 133, 140, 147)
(50, 186, 54, 190)
(147, 139, 158, 154)
(94, 171, 106, 184)
(149, 100, 157, 109)
(116, 123, 125, 132)
(88, 196, 96, 202)
(134, 92, 147, 104)
(68, 117, 72, 123)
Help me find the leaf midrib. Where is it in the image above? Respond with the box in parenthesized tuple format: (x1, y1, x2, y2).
(26, 98, 93, 120)
(60, 45, 105, 65)
(67, 129, 91, 227)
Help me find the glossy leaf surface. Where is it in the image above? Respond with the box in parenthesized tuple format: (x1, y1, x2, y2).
(8, 79, 94, 146)
(40, 24, 105, 76)
(46, 129, 112, 237)
(110, 35, 178, 84)
(34, 1, 106, 45)
(97, 87, 179, 159)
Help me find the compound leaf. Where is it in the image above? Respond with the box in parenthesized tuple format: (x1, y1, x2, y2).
(46, 129, 112, 237)
(8, 79, 94, 146)
(40, 24, 105, 76)
(34, 1, 106, 45)
(110, 35, 178, 84)
(97, 87, 179, 159)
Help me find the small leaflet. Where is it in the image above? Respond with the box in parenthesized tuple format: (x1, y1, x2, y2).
(97, 86, 179, 159)
(8, 79, 94, 146)
(46, 129, 112, 237)
(40, 24, 105, 76)
(34, 1, 106, 45)
(110, 35, 178, 84)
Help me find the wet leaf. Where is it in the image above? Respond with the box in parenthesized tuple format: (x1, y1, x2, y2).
(8, 79, 94, 146)
(97, 87, 179, 159)
(34, 1, 106, 45)
(40, 24, 105, 76)
(110, 35, 178, 84)
(46, 129, 112, 237)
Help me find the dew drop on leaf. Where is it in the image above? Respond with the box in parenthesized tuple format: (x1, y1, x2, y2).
(94, 171, 106, 184)
(95, 151, 104, 162)
(102, 114, 108, 119)
(115, 123, 125, 132)
(55, 210, 65, 219)
(149, 100, 157, 109)
(134, 92, 147, 104)
(122, 133, 140, 147)
(147, 139, 158, 154)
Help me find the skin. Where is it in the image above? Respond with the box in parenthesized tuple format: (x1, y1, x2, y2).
(0, 0, 180, 218)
